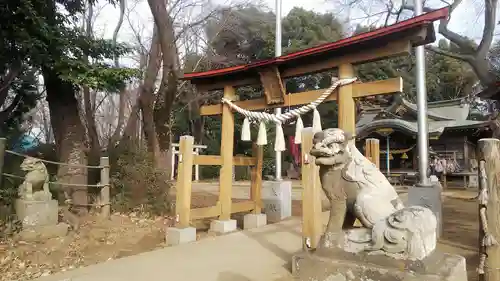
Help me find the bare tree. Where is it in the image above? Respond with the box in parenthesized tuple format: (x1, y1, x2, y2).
(336, 0, 497, 86)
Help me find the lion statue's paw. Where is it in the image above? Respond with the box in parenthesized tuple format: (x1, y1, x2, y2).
(343, 206, 437, 261)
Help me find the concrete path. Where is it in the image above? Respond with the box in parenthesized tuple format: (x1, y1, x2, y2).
(35, 217, 312, 281)
(34, 192, 414, 281)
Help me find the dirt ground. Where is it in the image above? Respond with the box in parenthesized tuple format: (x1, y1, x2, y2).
(439, 195, 479, 281)
(0, 190, 482, 281)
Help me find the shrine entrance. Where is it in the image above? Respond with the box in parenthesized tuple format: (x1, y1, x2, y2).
(174, 8, 448, 247)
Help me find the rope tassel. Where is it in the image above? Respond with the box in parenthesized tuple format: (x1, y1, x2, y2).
(256, 121, 267, 146)
(241, 117, 251, 141)
(294, 116, 304, 144)
(275, 122, 286, 152)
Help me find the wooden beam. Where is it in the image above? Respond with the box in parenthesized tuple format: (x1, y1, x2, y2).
(193, 38, 412, 91)
(219, 86, 236, 220)
(175, 136, 194, 228)
(193, 155, 222, 166)
(193, 155, 256, 166)
(259, 66, 286, 105)
(197, 77, 259, 93)
(301, 128, 323, 250)
(233, 156, 256, 166)
(231, 201, 255, 213)
(191, 202, 221, 220)
(200, 77, 403, 116)
(282, 39, 411, 78)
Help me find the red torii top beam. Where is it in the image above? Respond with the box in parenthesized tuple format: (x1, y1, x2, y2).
(181, 7, 449, 91)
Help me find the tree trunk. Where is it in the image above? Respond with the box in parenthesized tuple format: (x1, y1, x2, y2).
(83, 87, 102, 190)
(148, 0, 179, 154)
(115, 103, 140, 152)
(44, 70, 88, 215)
(137, 24, 162, 163)
(139, 93, 161, 159)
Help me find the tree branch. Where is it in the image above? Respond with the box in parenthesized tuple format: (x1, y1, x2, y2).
(403, 1, 477, 54)
(425, 45, 475, 62)
(110, 0, 127, 145)
(112, 0, 126, 67)
(477, 0, 498, 57)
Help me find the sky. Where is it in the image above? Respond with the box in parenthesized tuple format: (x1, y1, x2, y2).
(261, 0, 485, 41)
(92, 0, 491, 53)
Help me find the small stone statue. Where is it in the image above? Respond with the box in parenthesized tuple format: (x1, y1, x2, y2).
(310, 128, 437, 260)
(18, 157, 51, 201)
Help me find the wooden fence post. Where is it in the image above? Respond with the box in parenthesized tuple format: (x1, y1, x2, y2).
(0, 138, 5, 191)
(251, 143, 263, 214)
(477, 138, 500, 281)
(365, 138, 380, 168)
(176, 136, 195, 228)
(100, 157, 110, 218)
(301, 128, 323, 250)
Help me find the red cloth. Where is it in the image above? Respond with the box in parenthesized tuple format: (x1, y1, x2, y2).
(289, 136, 300, 165)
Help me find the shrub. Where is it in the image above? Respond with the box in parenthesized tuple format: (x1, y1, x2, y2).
(110, 149, 172, 216)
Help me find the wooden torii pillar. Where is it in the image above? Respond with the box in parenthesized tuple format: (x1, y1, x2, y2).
(180, 8, 449, 231)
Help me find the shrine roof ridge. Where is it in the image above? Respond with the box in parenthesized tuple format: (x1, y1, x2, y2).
(356, 95, 489, 138)
(181, 7, 449, 82)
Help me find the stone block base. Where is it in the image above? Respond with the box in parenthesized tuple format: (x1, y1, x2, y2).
(166, 227, 197, 246)
(408, 182, 443, 238)
(210, 220, 237, 234)
(16, 223, 69, 242)
(262, 181, 292, 223)
(292, 249, 467, 281)
(243, 214, 267, 229)
(15, 199, 58, 228)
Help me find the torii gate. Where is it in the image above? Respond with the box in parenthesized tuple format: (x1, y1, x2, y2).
(179, 8, 448, 237)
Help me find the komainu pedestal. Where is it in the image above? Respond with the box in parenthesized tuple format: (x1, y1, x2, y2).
(293, 248, 467, 281)
(15, 199, 58, 228)
(14, 157, 69, 241)
(293, 128, 467, 281)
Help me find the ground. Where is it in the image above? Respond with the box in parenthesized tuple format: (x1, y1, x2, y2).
(439, 194, 479, 281)
(0, 188, 481, 281)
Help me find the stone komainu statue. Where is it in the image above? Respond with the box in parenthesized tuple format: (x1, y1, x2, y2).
(310, 128, 437, 260)
(18, 157, 51, 201)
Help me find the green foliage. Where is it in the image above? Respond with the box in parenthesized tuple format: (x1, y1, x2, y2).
(1, 0, 137, 93)
(282, 8, 344, 52)
(58, 62, 140, 92)
(205, 6, 276, 65)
